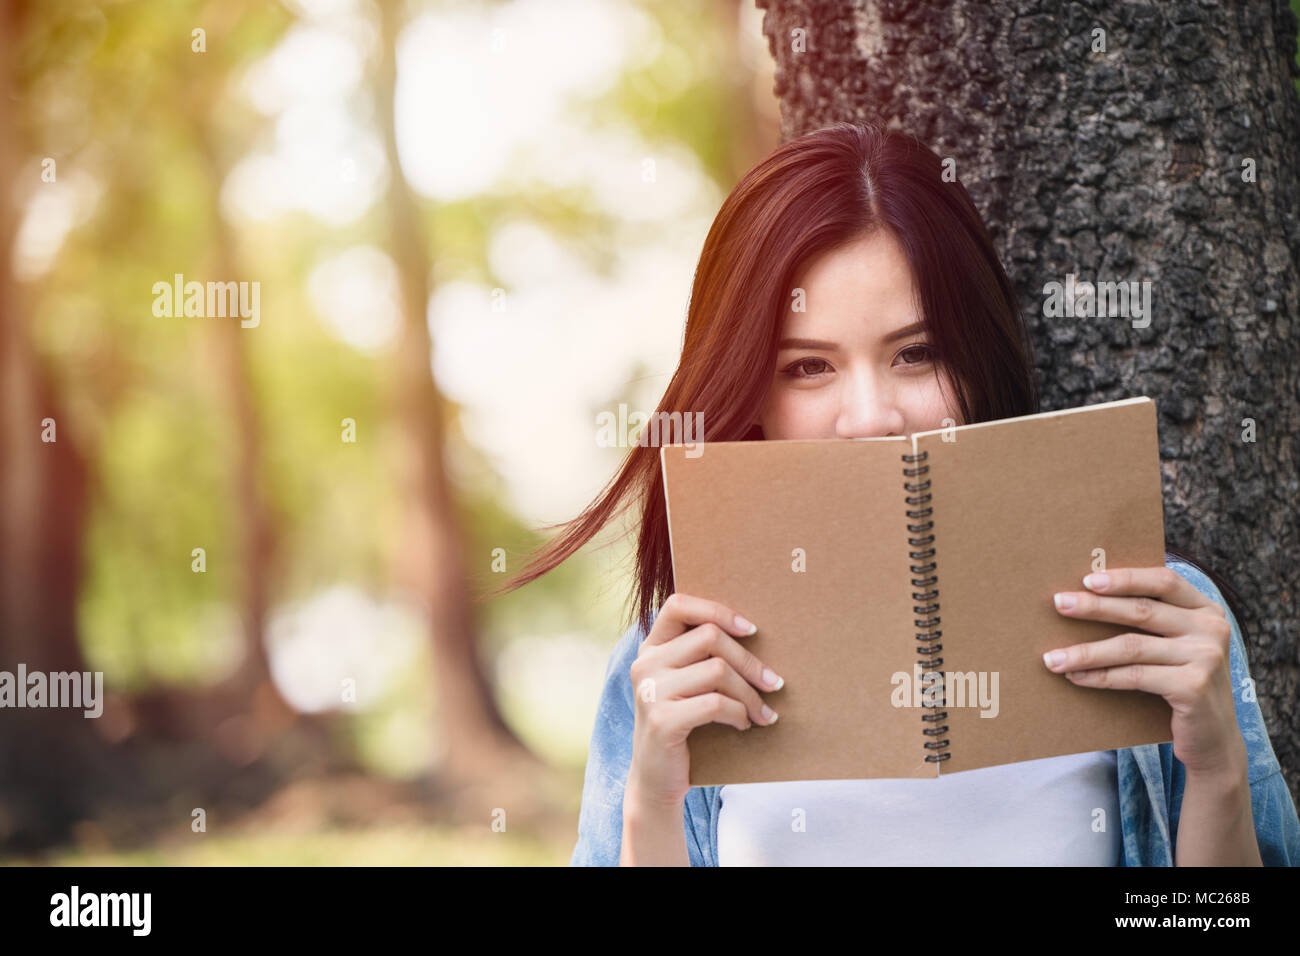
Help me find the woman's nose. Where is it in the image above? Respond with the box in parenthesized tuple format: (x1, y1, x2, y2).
(834, 373, 905, 439)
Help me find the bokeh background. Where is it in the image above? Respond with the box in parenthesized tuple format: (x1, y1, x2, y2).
(0, 0, 779, 863)
(7, 0, 1299, 868)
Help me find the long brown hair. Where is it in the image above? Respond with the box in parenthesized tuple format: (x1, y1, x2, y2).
(480, 122, 1040, 634)
(479, 122, 1245, 634)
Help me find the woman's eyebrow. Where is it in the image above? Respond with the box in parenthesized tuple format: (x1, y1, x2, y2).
(882, 320, 926, 343)
(777, 337, 838, 350)
(777, 321, 926, 351)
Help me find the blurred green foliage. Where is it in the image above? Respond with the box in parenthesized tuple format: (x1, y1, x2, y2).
(14, 0, 761, 787)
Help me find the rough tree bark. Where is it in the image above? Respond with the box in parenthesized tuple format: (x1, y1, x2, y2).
(756, 0, 1300, 795)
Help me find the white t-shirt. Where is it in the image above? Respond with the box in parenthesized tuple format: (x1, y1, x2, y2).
(717, 750, 1121, 866)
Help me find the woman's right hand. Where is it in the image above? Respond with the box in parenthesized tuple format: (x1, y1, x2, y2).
(625, 592, 784, 811)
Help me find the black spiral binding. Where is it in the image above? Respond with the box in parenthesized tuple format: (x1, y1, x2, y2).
(902, 449, 950, 765)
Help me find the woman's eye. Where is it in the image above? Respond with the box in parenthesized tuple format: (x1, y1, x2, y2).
(895, 344, 935, 367)
(782, 357, 831, 378)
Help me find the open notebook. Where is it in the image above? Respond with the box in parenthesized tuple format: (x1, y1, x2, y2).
(659, 396, 1173, 786)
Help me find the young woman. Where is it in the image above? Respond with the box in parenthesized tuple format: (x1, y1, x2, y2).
(489, 122, 1299, 865)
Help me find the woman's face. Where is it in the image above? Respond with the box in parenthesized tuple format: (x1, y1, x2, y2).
(757, 229, 962, 440)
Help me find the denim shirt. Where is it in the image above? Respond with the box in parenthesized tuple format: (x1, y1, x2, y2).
(571, 557, 1300, 865)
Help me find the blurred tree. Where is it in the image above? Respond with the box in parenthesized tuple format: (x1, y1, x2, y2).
(0, 0, 311, 850)
(0, 0, 91, 681)
(0, 0, 106, 851)
(183, 0, 288, 728)
(373, 0, 539, 785)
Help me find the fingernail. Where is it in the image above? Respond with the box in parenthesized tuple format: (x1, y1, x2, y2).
(1083, 573, 1109, 591)
(762, 668, 784, 690)
(734, 614, 757, 635)
(761, 704, 778, 724)
(1043, 650, 1067, 669)
(1054, 592, 1076, 610)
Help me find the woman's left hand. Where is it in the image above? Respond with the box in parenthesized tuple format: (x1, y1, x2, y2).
(1044, 565, 1246, 778)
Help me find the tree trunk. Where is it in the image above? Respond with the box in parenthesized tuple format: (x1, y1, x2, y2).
(757, 0, 1300, 794)
(192, 112, 291, 744)
(0, 0, 128, 850)
(374, 0, 539, 785)
(103, 3, 300, 759)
